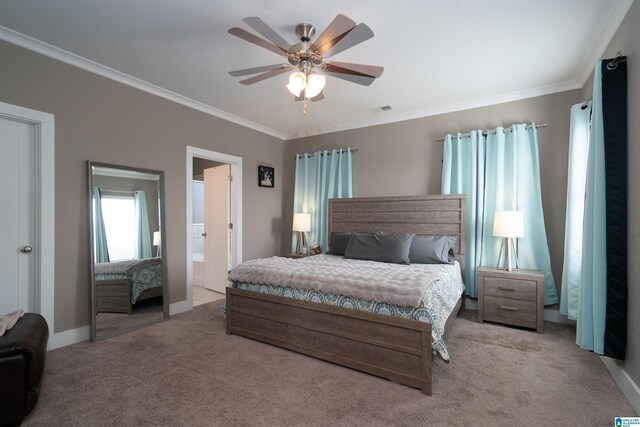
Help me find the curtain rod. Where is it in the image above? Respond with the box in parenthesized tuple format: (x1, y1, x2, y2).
(435, 123, 547, 142)
(582, 51, 626, 109)
(296, 148, 358, 158)
(607, 51, 627, 71)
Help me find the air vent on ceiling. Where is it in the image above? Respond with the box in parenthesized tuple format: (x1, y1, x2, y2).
(370, 105, 393, 113)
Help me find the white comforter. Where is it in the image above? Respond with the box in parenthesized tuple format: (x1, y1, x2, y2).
(228, 255, 440, 308)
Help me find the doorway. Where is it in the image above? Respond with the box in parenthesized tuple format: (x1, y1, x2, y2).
(0, 102, 54, 338)
(185, 147, 242, 311)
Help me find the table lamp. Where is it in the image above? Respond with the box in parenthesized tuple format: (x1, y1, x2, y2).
(292, 213, 311, 254)
(493, 211, 524, 271)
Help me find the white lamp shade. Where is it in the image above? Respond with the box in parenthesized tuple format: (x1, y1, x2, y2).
(304, 73, 326, 98)
(292, 213, 311, 232)
(153, 231, 161, 246)
(493, 211, 524, 238)
(286, 72, 306, 97)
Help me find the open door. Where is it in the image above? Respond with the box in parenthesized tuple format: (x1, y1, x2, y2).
(204, 165, 230, 293)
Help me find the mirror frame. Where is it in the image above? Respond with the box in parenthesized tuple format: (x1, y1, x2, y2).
(87, 161, 169, 341)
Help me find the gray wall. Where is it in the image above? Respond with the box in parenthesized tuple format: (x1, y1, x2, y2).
(284, 90, 583, 297)
(0, 40, 286, 333)
(596, 0, 640, 389)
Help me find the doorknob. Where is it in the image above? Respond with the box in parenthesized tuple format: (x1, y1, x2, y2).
(20, 245, 33, 253)
(202, 232, 207, 237)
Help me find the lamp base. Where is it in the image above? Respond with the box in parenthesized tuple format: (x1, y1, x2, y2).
(295, 231, 308, 255)
(496, 237, 520, 271)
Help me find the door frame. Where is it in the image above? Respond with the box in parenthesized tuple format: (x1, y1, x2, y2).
(0, 102, 55, 338)
(185, 146, 242, 310)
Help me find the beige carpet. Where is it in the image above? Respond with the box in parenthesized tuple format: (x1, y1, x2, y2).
(25, 300, 635, 426)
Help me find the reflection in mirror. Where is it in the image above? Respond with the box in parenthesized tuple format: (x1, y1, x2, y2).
(88, 162, 168, 341)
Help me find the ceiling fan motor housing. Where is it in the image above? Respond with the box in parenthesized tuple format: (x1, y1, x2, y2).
(288, 23, 323, 69)
(295, 23, 315, 42)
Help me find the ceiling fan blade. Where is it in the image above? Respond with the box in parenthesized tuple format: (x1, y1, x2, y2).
(325, 70, 377, 86)
(229, 64, 290, 77)
(239, 66, 292, 85)
(322, 23, 375, 58)
(325, 62, 384, 78)
(243, 17, 291, 52)
(228, 27, 287, 57)
(310, 14, 356, 55)
(295, 91, 325, 102)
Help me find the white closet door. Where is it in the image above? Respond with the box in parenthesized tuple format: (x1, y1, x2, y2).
(0, 116, 37, 313)
(204, 165, 230, 293)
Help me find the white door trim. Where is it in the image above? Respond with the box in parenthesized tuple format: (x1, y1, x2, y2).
(177, 146, 242, 314)
(0, 101, 55, 339)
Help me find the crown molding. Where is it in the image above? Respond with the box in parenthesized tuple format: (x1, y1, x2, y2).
(0, 26, 287, 141)
(285, 80, 581, 140)
(576, 0, 635, 86)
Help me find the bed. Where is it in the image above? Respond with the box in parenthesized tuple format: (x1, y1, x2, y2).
(94, 257, 164, 314)
(225, 194, 466, 395)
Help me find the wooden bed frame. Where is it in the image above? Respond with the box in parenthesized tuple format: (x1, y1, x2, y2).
(226, 194, 466, 395)
(95, 281, 163, 314)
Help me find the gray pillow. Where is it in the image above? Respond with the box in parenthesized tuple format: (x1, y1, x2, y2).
(344, 232, 415, 264)
(327, 232, 352, 255)
(409, 235, 456, 264)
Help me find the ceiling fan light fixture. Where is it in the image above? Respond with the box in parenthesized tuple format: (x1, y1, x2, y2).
(286, 71, 307, 96)
(305, 73, 326, 98)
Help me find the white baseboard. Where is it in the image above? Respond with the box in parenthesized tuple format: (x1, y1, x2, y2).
(601, 356, 640, 414)
(46, 301, 193, 351)
(48, 325, 90, 350)
(169, 299, 192, 316)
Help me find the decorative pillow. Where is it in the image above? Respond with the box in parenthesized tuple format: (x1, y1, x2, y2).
(344, 232, 415, 264)
(409, 235, 456, 264)
(327, 232, 352, 255)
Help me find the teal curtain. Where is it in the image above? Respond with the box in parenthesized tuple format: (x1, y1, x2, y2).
(92, 187, 110, 263)
(134, 190, 152, 259)
(481, 125, 557, 305)
(441, 131, 486, 297)
(442, 125, 558, 304)
(576, 63, 607, 354)
(292, 148, 353, 252)
(560, 103, 591, 320)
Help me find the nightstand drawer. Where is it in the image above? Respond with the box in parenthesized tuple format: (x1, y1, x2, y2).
(483, 277, 537, 301)
(483, 295, 536, 327)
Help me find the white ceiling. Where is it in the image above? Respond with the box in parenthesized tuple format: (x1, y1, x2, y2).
(0, 0, 633, 140)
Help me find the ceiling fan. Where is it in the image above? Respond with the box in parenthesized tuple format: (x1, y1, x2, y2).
(228, 14, 384, 107)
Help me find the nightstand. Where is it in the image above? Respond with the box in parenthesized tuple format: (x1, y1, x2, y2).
(477, 267, 544, 333)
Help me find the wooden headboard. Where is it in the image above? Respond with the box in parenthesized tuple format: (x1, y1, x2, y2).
(328, 195, 466, 273)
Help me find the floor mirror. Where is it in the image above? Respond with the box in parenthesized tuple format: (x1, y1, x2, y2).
(87, 161, 168, 341)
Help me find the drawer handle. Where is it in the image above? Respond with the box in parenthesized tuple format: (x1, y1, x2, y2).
(499, 305, 518, 311)
(498, 287, 516, 292)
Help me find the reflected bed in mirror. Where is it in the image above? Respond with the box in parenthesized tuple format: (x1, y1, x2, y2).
(88, 162, 168, 341)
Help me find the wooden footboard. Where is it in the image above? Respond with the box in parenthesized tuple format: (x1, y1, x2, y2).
(226, 287, 435, 395)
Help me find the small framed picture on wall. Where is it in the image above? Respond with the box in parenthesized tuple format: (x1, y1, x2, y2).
(258, 165, 274, 188)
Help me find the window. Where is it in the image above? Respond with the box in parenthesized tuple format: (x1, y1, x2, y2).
(101, 196, 136, 261)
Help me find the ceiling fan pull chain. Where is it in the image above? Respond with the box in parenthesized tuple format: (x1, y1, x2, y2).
(304, 98, 308, 115)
